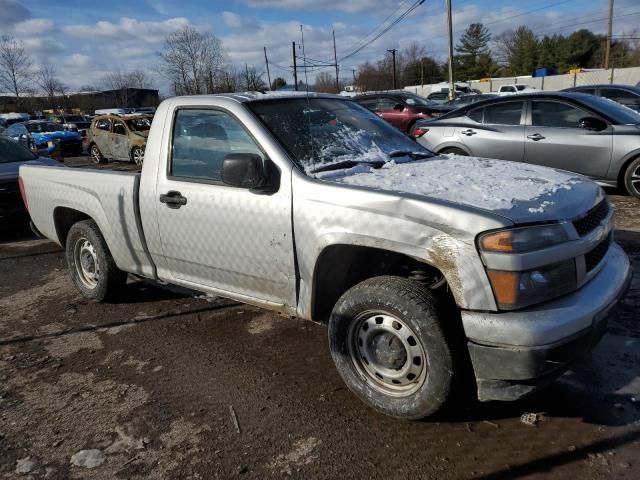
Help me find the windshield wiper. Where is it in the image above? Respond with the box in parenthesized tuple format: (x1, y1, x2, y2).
(311, 159, 385, 174)
(389, 150, 433, 159)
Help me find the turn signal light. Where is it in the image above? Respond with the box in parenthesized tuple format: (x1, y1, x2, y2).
(413, 127, 429, 138)
(480, 230, 513, 252)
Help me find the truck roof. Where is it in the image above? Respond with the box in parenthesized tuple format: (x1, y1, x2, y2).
(174, 91, 344, 103)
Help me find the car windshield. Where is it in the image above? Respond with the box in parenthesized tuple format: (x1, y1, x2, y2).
(580, 95, 640, 124)
(0, 136, 38, 163)
(25, 123, 63, 133)
(126, 117, 151, 132)
(249, 98, 434, 175)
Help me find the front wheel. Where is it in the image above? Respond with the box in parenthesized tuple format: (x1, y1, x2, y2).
(131, 146, 145, 167)
(623, 157, 640, 199)
(90, 144, 106, 164)
(329, 276, 455, 419)
(66, 220, 127, 301)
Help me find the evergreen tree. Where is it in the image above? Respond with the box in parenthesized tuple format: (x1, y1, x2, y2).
(454, 23, 494, 80)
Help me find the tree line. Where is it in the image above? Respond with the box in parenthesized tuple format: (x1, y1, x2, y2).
(353, 24, 640, 92)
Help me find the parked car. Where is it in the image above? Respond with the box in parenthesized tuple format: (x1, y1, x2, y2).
(426, 91, 449, 103)
(413, 92, 640, 198)
(497, 84, 536, 95)
(48, 114, 92, 137)
(0, 136, 59, 224)
(354, 91, 440, 133)
(133, 106, 156, 115)
(0, 112, 30, 126)
(4, 121, 83, 157)
(19, 92, 630, 419)
(563, 84, 640, 112)
(87, 114, 151, 166)
(428, 94, 498, 116)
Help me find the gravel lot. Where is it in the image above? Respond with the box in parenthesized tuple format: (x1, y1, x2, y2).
(1, 155, 639, 479)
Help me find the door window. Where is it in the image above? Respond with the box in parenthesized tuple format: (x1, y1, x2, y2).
(531, 101, 585, 128)
(600, 88, 640, 109)
(377, 98, 400, 111)
(467, 107, 484, 123)
(357, 99, 378, 111)
(483, 102, 523, 125)
(95, 119, 111, 131)
(171, 109, 263, 182)
(577, 87, 596, 95)
(112, 121, 126, 135)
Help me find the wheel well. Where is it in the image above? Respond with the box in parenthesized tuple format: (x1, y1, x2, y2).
(53, 207, 91, 246)
(311, 245, 451, 322)
(438, 146, 465, 154)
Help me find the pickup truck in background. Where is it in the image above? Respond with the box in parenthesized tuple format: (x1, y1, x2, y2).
(497, 84, 537, 95)
(19, 93, 631, 419)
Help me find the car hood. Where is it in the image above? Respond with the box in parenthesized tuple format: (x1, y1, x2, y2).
(329, 155, 602, 224)
(31, 131, 82, 142)
(1, 157, 61, 182)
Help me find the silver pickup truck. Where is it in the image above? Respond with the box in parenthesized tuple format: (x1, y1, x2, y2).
(19, 92, 631, 419)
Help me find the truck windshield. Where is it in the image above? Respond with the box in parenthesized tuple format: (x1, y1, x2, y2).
(248, 97, 433, 175)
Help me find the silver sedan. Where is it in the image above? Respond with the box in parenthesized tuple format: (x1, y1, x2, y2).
(414, 92, 640, 198)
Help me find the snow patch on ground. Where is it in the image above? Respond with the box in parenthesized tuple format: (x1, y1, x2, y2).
(334, 156, 582, 213)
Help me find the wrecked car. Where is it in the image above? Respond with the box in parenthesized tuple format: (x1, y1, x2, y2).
(87, 114, 151, 166)
(4, 121, 82, 157)
(19, 93, 631, 419)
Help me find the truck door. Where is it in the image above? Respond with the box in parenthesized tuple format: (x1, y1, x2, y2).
(154, 107, 296, 306)
(111, 120, 129, 161)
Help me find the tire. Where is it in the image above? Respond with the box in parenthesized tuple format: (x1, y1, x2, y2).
(328, 276, 456, 419)
(90, 143, 106, 164)
(623, 156, 640, 199)
(65, 220, 127, 302)
(131, 146, 145, 167)
(439, 147, 467, 156)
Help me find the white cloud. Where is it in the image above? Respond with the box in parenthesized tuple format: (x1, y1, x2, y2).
(63, 17, 192, 43)
(13, 18, 55, 36)
(241, 0, 382, 13)
(64, 53, 91, 68)
(223, 11, 243, 28)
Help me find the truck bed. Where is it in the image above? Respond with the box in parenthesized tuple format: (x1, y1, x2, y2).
(19, 165, 156, 278)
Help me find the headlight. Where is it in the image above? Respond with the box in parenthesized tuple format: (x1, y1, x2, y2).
(479, 224, 570, 253)
(486, 260, 576, 310)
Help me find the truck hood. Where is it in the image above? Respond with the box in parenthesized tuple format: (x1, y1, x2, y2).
(330, 155, 602, 224)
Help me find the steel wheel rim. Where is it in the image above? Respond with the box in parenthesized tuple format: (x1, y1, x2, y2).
(631, 165, 640, 195)
(73, 237, 99, 289)
(347, 311, 427, 397)
(91, 146, 101, 163)
(133, 148, 144, 166)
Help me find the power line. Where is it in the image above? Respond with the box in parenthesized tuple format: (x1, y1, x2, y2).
(483, 0, 577, 27)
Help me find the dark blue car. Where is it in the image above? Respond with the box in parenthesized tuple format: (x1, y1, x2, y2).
(4, 120, 83, 156)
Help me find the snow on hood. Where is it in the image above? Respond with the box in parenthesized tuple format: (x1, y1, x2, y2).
(331, 155, 601, 223)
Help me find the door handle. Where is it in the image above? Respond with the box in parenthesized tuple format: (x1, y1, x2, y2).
(460, 129, 476, 136)
(527, 133, 545, 141)
(159, 191, 187, 209)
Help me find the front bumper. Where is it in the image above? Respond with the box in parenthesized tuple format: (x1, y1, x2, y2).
(462, 243, 632, 401)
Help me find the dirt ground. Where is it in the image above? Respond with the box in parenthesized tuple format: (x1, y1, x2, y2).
(1, 156, 639, 479)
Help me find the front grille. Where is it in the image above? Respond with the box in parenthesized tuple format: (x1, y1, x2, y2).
(585, 234, 612, 272)
(573, 200, 609, 237)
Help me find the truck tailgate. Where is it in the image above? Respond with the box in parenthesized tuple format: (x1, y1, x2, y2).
(19, 165, 155, 278)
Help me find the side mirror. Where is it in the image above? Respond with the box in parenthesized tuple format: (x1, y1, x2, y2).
(222, 153, 267, 190)
(393, 103, 404, 111)
(578, 117, 607, 131)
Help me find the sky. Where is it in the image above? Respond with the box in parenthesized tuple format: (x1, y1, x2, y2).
(1, 0, 639, 95)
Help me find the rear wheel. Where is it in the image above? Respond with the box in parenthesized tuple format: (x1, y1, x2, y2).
(328, 276, 456, 419)
(439, 147, 467, 156)
(623, 157, 640, 199)
(66, 220, 126, 301)
(90, 144, 106, 164)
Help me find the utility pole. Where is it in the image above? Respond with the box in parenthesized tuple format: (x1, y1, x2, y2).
(421, 59, 424, 88)
(333, 29, 340, 93)
(352, 69, 356, 82)
(264, 46, 272, 90)
(387, 48, 397, 89)
(445, 0, 456, 100)
(245, 63, 250, 90)
(292, 41, 298, 91)
(604, 0, 614, 69)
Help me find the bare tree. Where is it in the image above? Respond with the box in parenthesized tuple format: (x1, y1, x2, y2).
(99, 69, 154, 106)
(314, 71, 338, 93)
(37, 63, 66, 107)
(160, 26, 224, 95)
(0, 35, 32, 108)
